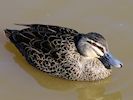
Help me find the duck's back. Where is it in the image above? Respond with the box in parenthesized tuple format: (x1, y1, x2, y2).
(5, 24, 82, 80)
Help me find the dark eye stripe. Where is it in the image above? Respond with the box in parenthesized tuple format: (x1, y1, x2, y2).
(87, 41, 104, 53)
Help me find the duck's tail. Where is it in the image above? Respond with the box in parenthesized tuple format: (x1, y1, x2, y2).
(5, 29, 22, 43)
(4, 29, 31, 56)
(5, 29, 15, 38)
(4, 29, 20, 44)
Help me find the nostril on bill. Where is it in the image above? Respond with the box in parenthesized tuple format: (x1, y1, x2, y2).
(120, 63, 123, 68)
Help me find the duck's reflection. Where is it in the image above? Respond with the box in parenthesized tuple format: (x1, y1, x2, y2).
(5, 42, 122, 100)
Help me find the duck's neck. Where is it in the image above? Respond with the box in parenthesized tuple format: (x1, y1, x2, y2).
(79, 57, 112, 81)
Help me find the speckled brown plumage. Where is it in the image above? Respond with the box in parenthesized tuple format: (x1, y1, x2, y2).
(5, 24, 112, 81)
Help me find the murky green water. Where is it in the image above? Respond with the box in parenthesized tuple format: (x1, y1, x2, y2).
(0, 0, 132, 100)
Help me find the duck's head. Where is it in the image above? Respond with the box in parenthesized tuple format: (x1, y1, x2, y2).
(75, 32, 123, 69)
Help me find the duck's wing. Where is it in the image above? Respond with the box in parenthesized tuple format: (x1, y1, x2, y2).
(4, 24, 79, 56)
(5, 24, 78, 52)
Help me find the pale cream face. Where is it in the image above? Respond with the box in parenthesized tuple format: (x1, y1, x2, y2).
(79, 45, 99, 58)
(77, 37, 106, 58)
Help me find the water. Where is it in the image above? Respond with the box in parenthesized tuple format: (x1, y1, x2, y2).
(0, 0, 132, 100)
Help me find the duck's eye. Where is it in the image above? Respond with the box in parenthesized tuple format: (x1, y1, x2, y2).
(87, 41, 104, 53)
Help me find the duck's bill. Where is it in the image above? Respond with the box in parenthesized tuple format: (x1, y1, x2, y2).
(99, 52, 123, 69)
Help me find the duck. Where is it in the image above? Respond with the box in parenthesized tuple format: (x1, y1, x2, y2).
(4, 24, 123, 81)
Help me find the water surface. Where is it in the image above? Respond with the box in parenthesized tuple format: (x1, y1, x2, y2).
(0, 0, 132, 100)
